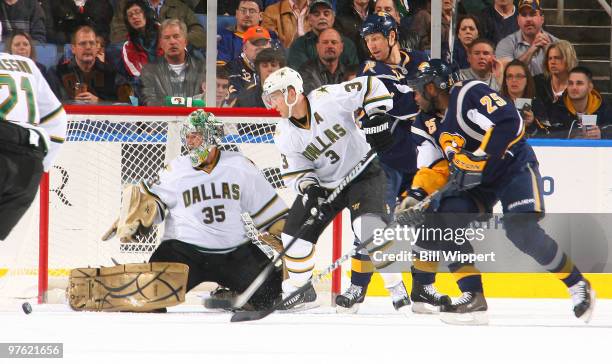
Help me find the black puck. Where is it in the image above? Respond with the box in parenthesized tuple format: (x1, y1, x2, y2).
(22, 302, 32, 314)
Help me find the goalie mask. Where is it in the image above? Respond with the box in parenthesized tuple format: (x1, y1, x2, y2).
(180, 109, 223, 167)
(261, 67, 304, 116)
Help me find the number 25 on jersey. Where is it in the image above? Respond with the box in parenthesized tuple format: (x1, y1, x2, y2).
(479, 93, 507, 114)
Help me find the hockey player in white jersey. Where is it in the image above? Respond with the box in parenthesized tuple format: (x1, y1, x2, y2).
(261, 67, 411, 310)
(0, 43, 67, 240)
(103, 110, 289, 310)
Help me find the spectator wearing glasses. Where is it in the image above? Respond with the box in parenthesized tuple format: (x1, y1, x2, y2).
(217, 0, 282, 63)
(119, 0, 162, 99)
(547, 66, 612, 139)
(287, 0, 359, 70)
(499, 59, 547, 136)
(225, 25, 272, 105)
(51, 25, 132, 103)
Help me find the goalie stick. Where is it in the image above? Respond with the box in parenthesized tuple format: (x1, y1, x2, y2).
(242, 212, 278, 260)
(203, 149, 378, 310)
(230, 183, 452, 322)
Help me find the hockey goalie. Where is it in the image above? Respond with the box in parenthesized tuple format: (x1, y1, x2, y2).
(67, 110, 288, 312)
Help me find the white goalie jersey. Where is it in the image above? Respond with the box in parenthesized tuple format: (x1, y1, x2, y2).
(274, 76, 393, 192)
(142, 151, 288, 252)
(0, 52, 67, 170)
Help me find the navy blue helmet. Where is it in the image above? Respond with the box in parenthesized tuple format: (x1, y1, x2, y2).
(407, 59, 459, 93)
(360, 12, 398, 38)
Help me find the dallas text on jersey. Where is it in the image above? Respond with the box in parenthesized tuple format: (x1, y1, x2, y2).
(301, 123, 347, 162)
(182, 182, 240, 207)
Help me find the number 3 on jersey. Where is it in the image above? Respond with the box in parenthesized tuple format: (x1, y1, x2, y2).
(479, 93, 507, 114)
(0, 73, 36, 124)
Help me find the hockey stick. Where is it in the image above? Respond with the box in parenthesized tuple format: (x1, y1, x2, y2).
(203, 149, 378, 310)
(230, 183, 452, 322)
(242, 212, 278, 260)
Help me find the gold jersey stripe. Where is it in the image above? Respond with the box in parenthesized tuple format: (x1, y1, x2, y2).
(40, 105, 64, 124)
(251, 194, 279, 219)
(286, 246, 316, 262)
(287, 265, 315, 274)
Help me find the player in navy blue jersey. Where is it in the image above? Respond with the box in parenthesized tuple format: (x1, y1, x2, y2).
(399, 59, 595, 325)
(335, 12, 450, 314)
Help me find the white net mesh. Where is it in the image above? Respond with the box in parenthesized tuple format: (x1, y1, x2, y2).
(0, 112, 303, 300)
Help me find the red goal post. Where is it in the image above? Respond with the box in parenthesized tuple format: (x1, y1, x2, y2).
(2, 106, 344, 304)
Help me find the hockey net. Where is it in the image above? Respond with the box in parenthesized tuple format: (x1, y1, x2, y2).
(0, 106, 343, 305)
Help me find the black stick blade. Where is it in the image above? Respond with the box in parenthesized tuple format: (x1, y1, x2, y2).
(230, 309, 272, 322)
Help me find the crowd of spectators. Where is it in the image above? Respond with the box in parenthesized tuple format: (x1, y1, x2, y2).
(0, 0, 608, 137)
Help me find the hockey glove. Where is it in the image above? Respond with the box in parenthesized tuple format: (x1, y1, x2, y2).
(301, 184, 330, 219)
(395, 188, 427, 227)
(396, 188, 427, 214)
(449, 150, 488, 190)
(361, 113, 394, 153)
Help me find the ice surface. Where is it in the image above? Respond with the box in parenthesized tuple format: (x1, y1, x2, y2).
(0, 297, 610, 364)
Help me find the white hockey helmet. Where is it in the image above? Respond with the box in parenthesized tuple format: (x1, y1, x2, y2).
(180, 109, 223, 167)
(261, 67, 304, 110)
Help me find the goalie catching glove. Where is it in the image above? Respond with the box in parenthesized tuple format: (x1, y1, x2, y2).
(101, 184, 159, 242)
(449, 149, 488, 190)
(361, 113, 394, 153)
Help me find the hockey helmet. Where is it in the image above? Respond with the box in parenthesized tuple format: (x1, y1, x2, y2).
(360, 12, 398, 38)
(261, 67, 304, 110)
(406, 59, 459, 94)
(180, 109, 223, 167)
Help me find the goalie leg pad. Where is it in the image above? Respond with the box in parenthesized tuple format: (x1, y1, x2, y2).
(67, 262, 189, 312)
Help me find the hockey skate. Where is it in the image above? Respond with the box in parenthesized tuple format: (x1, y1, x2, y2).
(335, 284, 366, 313)
(278, 284, 318, 312)
(440, 291, 488, 325)
(569, 279, 596, 323)
(389, 281, 411, 314)
(410, 280, 451, 314)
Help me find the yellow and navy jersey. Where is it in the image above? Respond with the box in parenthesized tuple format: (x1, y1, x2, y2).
(411, 80, 537, 185)
(357, 49, 428, 173)
(358, 50, 428, 120)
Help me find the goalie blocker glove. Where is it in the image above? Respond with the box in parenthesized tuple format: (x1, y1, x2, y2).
(449, 150, 488, 190)
(361, 113, 394, 153)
